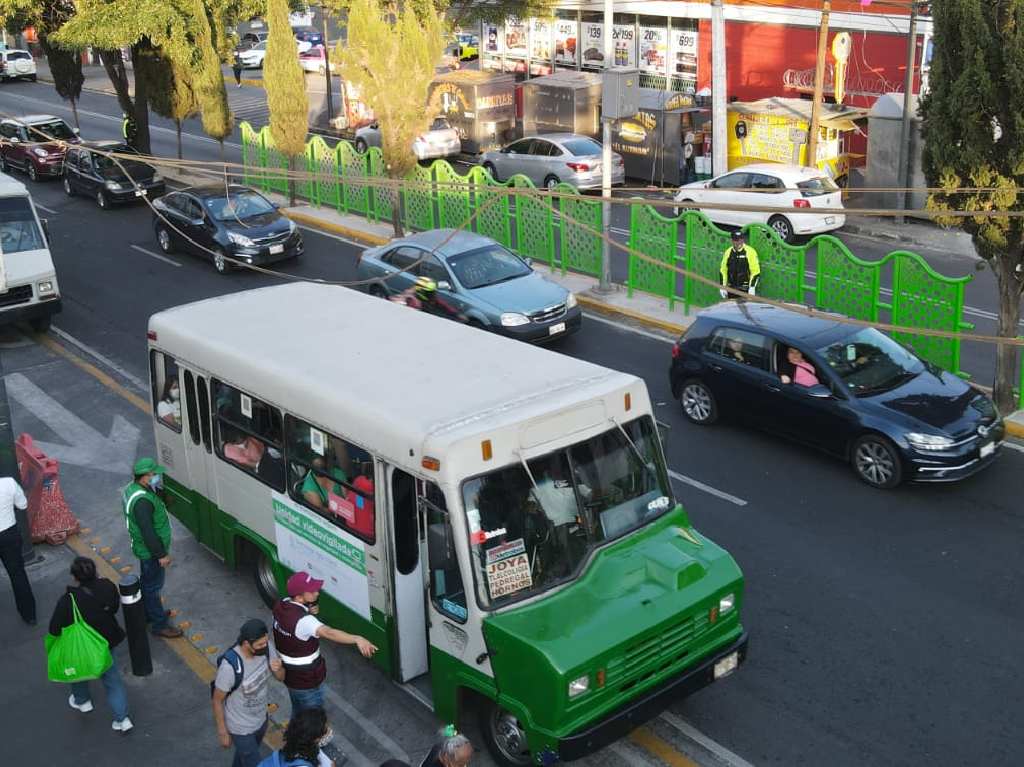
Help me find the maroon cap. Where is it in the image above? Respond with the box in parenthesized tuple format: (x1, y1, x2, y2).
(286, 571, 324, 597)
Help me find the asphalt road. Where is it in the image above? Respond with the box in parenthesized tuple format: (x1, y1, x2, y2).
(1, 163, 1020, 767)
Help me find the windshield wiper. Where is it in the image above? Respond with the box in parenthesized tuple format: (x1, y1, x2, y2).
(484, 272, 525, 287)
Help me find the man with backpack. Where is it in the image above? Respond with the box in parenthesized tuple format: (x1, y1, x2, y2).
(212, 618, 285, 767)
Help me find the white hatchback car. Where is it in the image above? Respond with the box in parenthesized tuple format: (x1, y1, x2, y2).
(0, 50, 37, 82)
(355, 117, 461, 161)
(674, 163, 845, 243)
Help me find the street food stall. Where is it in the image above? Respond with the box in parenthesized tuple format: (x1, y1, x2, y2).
(726, 97, 868, 182)
(520, 71, 602, 139)
(610, 90, 710, 186)
(428, 70, 517, 154)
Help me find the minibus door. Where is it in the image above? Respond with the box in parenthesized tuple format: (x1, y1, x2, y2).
(388, 466, 429, 683)
(180, 369, 216, 544)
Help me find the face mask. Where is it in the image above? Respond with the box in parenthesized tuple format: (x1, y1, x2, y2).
(149, 474, 163, 492)
(169, 388, 180, 401)
(250, 644, 269, 657)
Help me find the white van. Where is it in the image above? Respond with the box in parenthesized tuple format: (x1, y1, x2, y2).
(0, 173, 60, 331)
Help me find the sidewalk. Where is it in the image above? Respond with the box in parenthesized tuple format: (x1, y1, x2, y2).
(840, 213, 978, 257)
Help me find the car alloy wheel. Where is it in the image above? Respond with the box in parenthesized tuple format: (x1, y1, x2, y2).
(63, 176, 74, 196)
(680, 380, 718, 425)
(27, 163, 38, 182)
(480, 700, 531, 767)
(768, 215, 794, 243)
(355, 139, 367, 154)
(852, 435, 902, 489)
(544, 175, 559, 191)
(156, 226, 173, 254)
(213, 248, 229, 274)
(96, 190, 108, 209)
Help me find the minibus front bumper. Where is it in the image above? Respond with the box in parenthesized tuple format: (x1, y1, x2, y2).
(558, 632, 748, 762)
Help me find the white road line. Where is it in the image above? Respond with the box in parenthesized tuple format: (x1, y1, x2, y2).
(33, 202, 57, 214)
(130, 244, 181, 267)
(51, 326, 149, 392)
(294, 222, 366, 248)
(1004, 441, 1024, 454)
(608, 740, 663, 767)
(322, 683, 411, 764)
(669, 469, 748, 507)
(583, 310, 676, 343)
(660, 712, 757, 767)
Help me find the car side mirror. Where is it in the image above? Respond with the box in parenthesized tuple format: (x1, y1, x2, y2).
(73, 128, 80, 135)
(437, 280, 452, 292)
(189, 217, 205, 226)
(9, 137, 20, 144)
(523, 257, 533, 267)
(806, 384, 833, 399)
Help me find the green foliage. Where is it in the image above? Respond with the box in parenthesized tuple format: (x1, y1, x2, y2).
(264, 0, 308, 157)
(445, 0, 556, 28)
(186, 0, 233, 141)
(336, 0, 446, 181)
(39, 32, 83, 104)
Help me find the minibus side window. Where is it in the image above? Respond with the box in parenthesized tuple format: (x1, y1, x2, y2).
(210, 380, 285, 491)
(284, 415, 376, 544)
(423, 485, 466, 623)
(183, 371, 200, 445)
(196, 378, 212, 453)
(149, 351, 181, 433)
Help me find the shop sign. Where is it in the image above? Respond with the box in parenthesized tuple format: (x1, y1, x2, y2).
(434, 82, 472, 118)
(554, 19, 578, 66)
(532, 18, 552, 61)
(613, 111, 658, 157)
(612, 24, 636, 68)
(670, 27, 699, 82)
(580, 22, 606, 68)
(477, 91, 515, 111)
(639, 26, 668, 74)
(483, 23, 502, 55)
(505, 17, 528, 57)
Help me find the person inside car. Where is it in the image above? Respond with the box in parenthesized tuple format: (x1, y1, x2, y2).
(723, 337, 748, 365)
(780, 346, 819, 387)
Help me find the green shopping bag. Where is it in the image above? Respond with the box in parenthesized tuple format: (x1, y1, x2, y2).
(44, 593, 113, 683)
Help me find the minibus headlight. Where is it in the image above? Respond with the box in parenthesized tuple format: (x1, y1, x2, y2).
(568, 674, 589, 698)
(37, 280, 56, 297)
(500, 312, 530, 327)
(719, 593, 735, 615)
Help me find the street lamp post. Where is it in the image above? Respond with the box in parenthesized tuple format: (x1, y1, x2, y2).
(319, 5, 334, 125)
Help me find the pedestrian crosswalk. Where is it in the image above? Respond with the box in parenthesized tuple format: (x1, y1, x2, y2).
(229, 91, 270, 128)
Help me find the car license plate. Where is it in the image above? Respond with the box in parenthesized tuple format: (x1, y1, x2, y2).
(548, 322, 566, 336)
(134, 190, 143, 197)
(980, 441, 995, 458)
(825, 216, 835, 225)
(714, 652, 739, 679)
(269, 244, 284, 255)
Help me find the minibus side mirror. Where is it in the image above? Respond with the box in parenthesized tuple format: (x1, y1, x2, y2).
(40, 218, 49, 244)
(656, 419, 671, 450)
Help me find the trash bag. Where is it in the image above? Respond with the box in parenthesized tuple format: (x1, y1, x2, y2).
(44, 594, 113, 683)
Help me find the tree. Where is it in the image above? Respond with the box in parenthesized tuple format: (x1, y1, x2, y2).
(264, 0, 308, 203)
(39, 36, 83, 128)
(186, 0, 233, 158)
(144, 51, 198, 159)
(336, 0, 446, 236)
(921, 0, 1024, 413)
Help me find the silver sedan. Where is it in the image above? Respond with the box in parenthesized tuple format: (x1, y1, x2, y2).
(480, 133, 625, 191)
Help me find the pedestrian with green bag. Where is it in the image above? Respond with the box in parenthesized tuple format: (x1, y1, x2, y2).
(47, 556, 133, 734)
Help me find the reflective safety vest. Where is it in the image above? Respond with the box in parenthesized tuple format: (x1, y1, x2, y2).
(720, 244, 761, 290)
(121, 481, 171, 560)
(272, 598, 326, 690)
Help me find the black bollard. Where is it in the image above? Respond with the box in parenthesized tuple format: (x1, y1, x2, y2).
(119, 575, 152, 676)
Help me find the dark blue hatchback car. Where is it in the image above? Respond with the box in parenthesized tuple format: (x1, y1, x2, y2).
(669, 302, 1005, 488)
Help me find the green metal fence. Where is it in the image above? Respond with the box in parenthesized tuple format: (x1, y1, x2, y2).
(626, 203, 974, 376)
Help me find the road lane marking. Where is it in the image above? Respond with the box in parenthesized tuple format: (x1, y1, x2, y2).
(583, 310, 676, 343)
(609, 740, 665, 766)
(131, 243, 182, 267)
(322, 684, 411, 764)
(669, 469, 748, 507)
(35, 332, 150, 413)
(628, 726, 701, 767)
(51, 326, 148, 392)
(33, 202, 57, 214)
(660, 712, 757, 767)
(1004, 441, 1024, 454)
(294, 222, 366, 247)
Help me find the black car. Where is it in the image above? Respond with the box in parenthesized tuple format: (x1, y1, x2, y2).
(62, 142, 165, 208)
(293, 27, 325, 48)
(669, 302, 1005, 488)
(151, 185, 303, 274)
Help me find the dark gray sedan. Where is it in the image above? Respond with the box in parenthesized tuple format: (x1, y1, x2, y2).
(357, 229, 582, 342)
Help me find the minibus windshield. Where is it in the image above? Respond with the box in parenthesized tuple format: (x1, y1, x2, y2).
(0, 197, 45, 253)
(461, 416, 672, 609)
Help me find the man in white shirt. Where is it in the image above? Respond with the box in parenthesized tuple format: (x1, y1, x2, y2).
(0, 475, 36, 624)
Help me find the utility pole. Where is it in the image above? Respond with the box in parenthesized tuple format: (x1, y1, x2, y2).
(598, 0, 613, 292)
(895, 1, 920, 225)
(320, 6, 334, 125)
(806, 0, 831, 168)
(710, 0, 727, 176)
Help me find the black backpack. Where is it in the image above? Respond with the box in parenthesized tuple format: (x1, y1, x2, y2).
(210, 647, 243, 698)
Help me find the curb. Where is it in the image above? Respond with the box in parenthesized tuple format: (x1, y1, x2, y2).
(1005, 417, 1024, 439)
(282, 209, 390, 246)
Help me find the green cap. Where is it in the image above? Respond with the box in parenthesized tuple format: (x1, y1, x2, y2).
(133, 457, 166, 476)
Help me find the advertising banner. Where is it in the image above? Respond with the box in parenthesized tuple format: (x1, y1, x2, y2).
(639, 26, 668, 74)
(272, 492, 370, 621)
(612, 24, 637, 68)
(483, 23, 502, 55)
(505, 18, 528, 57)
(670, 26, 699, 84)
(554, 19, 577, 66)
(531, 18, 552, 62)
(580, 21, 606, 68)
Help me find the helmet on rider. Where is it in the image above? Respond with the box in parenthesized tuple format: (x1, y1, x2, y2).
(414, 276, 437, 302)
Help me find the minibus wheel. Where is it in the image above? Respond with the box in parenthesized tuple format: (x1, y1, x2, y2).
(254, 550, 279, 607)
(480, 700, 532, 766)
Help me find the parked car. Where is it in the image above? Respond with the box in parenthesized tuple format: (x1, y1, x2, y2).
(354, 117, 461, 161)
(151, 185, 303, 274)
(357, 229, 581, 342)
(298, 45, 336, 75)
(0, 49, 37, 82)
(62, 142, 165, 209)
(0, 115, 80, 181)
(455, 33, 479, 60)
(237, 41, 267, 69)
(480, 134, 625, 191)
(293, 27, 324, 53)
(673, 162, 845, 243)
(669, 301, 1005, 488)
(237, 31, 268, 50)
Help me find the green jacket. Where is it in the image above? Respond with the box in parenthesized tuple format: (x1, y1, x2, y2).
(122, 481, 172, 560)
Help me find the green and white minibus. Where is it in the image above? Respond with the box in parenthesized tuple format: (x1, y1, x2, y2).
(147, 283, 747, 766)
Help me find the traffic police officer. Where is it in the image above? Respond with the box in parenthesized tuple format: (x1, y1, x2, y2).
(719, 230, 761, 299)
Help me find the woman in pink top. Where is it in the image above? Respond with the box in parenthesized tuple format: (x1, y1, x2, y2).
(780, 347, 819, 387)
(224, 431, 266, 470)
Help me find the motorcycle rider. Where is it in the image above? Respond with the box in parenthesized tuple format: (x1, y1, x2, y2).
(719, 230, 761, 299)
(390, 276, 465, 322)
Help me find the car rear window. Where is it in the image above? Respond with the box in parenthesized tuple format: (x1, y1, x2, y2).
(561, 137, 602, 156)
(797, 177, 839, 197)
(7, 52, 31, 61)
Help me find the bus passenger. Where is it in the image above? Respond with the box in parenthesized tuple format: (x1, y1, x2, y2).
(157, 379, 181, 428)
(224, 428, 266, 471)
(302, 456, 347, 511)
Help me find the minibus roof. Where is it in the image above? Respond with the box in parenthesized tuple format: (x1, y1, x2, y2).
(149, 283, 639, 459)
(0, 173, 29, 196)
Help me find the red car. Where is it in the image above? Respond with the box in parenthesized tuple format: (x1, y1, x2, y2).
(0, 115, 80, 182)
(298, 45, 336, 75)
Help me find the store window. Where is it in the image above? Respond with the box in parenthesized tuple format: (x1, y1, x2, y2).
(150, 351, 181, 432)
(285, 415, 376, 543)
(211, 380, 285, 490)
